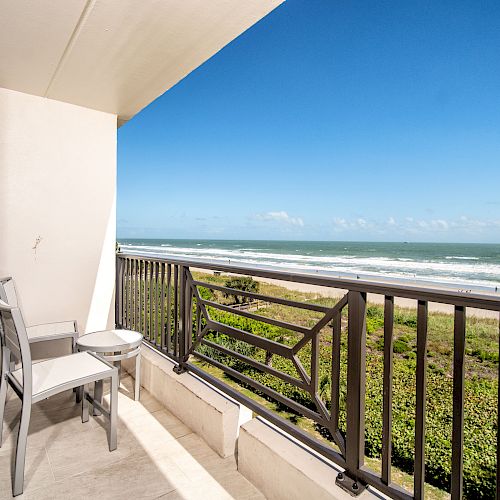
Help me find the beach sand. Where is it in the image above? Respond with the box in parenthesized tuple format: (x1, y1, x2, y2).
(255, 277, 499, 320)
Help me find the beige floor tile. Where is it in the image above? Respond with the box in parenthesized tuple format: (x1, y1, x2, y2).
(0, 383, 264, 500)
(0, 446, 54, 500)
(121, 409, 192, 445)
(46, 423, 145, 481)
(21, 452, 185, 500)
(1, 402, 97, 452)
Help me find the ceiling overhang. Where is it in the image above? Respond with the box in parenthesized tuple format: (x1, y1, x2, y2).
(0, 0, 283, 125)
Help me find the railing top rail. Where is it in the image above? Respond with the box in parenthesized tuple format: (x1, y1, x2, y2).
(116, 252, 500, 311)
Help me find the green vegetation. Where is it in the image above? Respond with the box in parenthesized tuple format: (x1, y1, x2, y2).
(223, 276, 260, 304)
(190, 272, 499, 499)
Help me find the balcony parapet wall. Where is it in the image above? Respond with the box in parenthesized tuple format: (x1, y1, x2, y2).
(122, 342, 251, 458)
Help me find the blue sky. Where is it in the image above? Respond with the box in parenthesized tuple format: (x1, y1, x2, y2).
(118, 0, 500, 243)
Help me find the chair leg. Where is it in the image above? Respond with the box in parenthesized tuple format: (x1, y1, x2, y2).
(0, 345, 10, 448)
(13, 396, 31, 497)
(134, 351, 141, 401)
(81, 386, 89, 423)
(93, 380, 103, 416)
(109, 371, 118, 451)
(0, 374, 7, 448)
(76, 386, 83, 404)
(73, 338, 83, 404)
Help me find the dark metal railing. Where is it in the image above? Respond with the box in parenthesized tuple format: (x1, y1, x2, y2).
(115, 252, 500, 500)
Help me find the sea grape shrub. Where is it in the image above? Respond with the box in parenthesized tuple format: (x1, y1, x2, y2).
(223, 276, 260, 304)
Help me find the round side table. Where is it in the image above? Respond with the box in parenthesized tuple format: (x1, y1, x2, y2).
(77, 329, 142, 411)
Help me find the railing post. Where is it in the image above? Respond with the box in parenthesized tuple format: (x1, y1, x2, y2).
(173, 265, 188, 374)
(337, 290, 367, 495)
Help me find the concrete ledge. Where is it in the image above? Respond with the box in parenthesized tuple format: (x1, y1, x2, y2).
(238, 418, 378, 500)
(122, 342, 252, 458)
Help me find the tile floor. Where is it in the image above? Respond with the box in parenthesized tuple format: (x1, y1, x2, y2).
(0, 377, 264, 499)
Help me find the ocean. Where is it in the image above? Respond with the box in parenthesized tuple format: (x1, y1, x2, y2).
(118, 239, 500, 293)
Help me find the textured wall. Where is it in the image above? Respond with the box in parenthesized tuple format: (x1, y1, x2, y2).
(0, 87, 117, 351)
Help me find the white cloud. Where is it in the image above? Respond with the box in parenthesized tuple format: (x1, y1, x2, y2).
(330, 215, 500, 236)
(256, 211, 304, 227)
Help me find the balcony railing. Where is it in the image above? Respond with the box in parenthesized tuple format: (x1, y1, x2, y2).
(115, 252, 500, 500)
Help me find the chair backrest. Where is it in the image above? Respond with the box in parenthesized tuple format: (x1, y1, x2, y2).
(0, 299, 32, 394)
(0, 277, 18, 307)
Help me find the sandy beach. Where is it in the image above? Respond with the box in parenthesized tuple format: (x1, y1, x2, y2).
(254, 277, 499, 320)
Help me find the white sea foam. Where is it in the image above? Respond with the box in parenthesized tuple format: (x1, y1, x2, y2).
(445, 256, 480, 260)
(120, 243, 500, 290)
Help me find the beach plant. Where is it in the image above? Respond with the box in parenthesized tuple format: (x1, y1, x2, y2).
(223, 276, 260, 304)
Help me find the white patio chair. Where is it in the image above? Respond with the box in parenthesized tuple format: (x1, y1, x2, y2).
(0, 277, 78, 351)
(0, 299, 119, 497)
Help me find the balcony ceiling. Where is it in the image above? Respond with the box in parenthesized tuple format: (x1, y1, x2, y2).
(0, 0, 283, 125)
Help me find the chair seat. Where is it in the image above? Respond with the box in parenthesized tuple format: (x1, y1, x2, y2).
(11, 352, 113, 401)
(26, 321, 76, 343)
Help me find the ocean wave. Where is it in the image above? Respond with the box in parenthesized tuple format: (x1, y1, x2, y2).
(120, 243, 500, 289)
(445, 256, 480, 260)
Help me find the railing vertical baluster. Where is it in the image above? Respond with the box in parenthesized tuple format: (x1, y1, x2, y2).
(115, 256, 123, 328)
(166, 264, 172, 354)
(128, 259, 134, 330)
(146, 260, 152, 342)
(160, 263, 166, 350)
(343, 291, 367, 492)
(131, 259, 136, 330)
(178, 266, 186, 364)
(196, 294, 201, 339)
(121, 258, 126, 328)
(130, 259, 134, 330)
(155, 261, 160, 345)
(185, 268, 193, 357)
(135, 259, 140, 331)
(173, 266, 179, 358)
(152, 261, 157, 345)
(451, 305, 466, 499)
(311, 321, 319, 395)
(142, 260, 147, 338)
(138, 260, 142, 331)
(382, 296, 394, 486)
(330, 310, 343, 454)
(415, 300, 428, 499)
(124, 258, 129, 329)
(121, 258, 125, 328)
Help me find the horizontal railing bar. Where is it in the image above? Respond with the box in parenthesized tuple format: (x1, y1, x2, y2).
(185, 361, 346, 466)
(205, 318, 293, 359)
(192, 280, 331, 313)
(117, 253, 500, 311)
(193, 351, 328, 426)
(200, 339, 309, 390)
(201, 298, 311, 335)
(358, 466, 414, 500)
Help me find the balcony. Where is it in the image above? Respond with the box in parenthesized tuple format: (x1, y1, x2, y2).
(1, 253, 499, 499)
(5, 2, 497, 499)
(0, 374, 264, 500)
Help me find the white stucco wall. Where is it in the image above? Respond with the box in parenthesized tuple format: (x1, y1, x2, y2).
(0, 87, 117, 352)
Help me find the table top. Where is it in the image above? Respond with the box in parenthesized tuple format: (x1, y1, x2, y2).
(76, 329, 142, 352)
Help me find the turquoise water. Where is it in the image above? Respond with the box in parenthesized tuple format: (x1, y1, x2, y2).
(118, 239, 500, 292)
